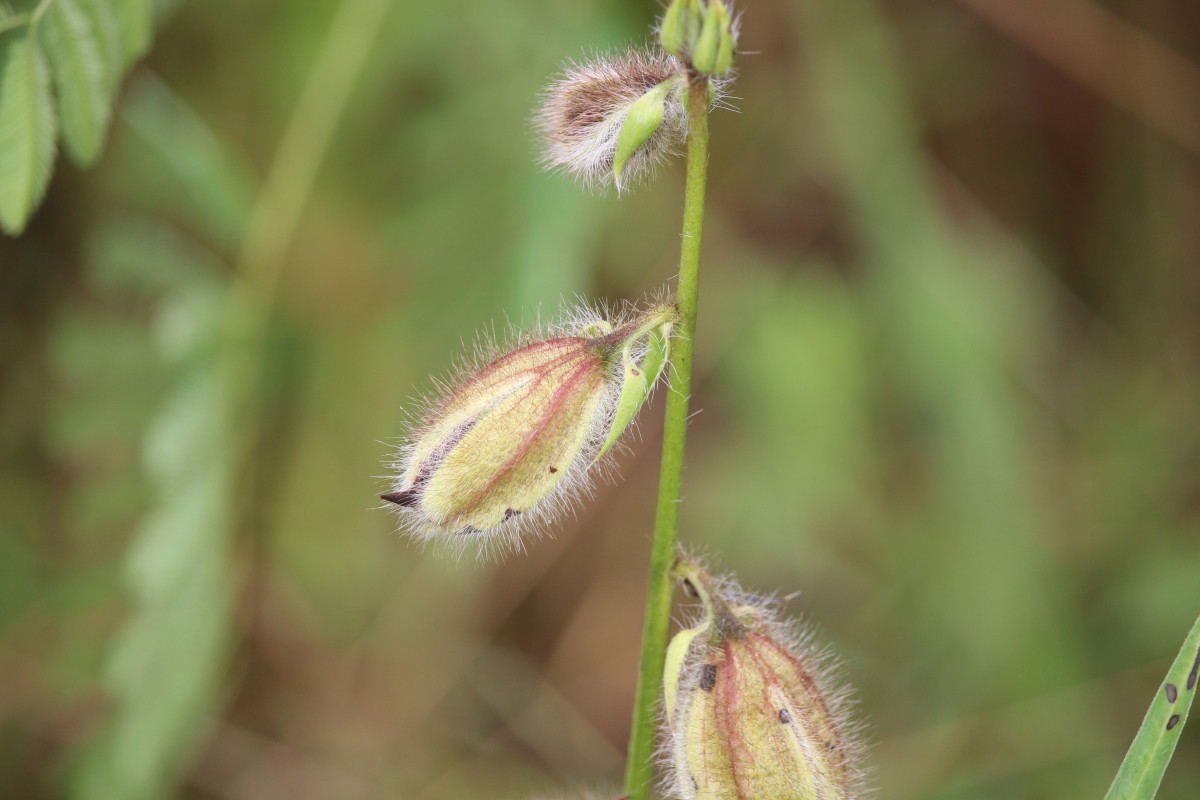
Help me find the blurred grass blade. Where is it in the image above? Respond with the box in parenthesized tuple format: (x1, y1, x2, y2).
(42, 0, 111, 165)
(0, 28, 56, 234)
(1105, 613, 1200, 800)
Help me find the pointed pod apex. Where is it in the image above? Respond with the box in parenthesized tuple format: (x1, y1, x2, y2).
(380, 490, 418, 507)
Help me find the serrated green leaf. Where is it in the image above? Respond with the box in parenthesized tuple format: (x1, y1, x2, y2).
(0, 29, 56, 235)
(43, 0, 111, 165)
(76, 0, 121, 96)
(613, 78, 670, 187)
(1105, 612, 1200, 800)
(111, 0, 150, 67)
(597, 329, 670, 459)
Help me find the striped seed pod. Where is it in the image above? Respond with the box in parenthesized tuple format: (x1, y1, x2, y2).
(664, 560, 865, 800)
(383, 302, 675, 555)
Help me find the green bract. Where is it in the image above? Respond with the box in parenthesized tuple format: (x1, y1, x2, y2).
(692, 0, 734, 76)
(597, 311, 674, 458)
(659, 0, 703, 57)
(613, 77, 678, 187)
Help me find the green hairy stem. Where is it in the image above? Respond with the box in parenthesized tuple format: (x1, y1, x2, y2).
(624, 74, 711, 800)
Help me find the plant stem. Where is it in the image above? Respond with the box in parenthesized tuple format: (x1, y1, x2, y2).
(624, 73, 710, 800)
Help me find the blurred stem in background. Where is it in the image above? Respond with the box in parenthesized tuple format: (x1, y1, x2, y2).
(624, 74, 710, 800)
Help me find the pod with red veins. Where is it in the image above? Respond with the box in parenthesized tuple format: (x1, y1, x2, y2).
(665, 561, 865, 800)
(384, 303, 676, 554)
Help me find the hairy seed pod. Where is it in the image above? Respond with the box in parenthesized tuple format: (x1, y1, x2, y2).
(383, 303, 675, 554)
(665, 562, 864, 800)
(538, 49, 687, 191)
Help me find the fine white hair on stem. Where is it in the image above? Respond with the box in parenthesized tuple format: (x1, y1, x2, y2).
(537, 48, 688, 191)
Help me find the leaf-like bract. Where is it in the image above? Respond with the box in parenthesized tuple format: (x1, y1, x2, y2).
(43, 0, 110, 164)
(612, 79, 669, 187)
(0, 29, 56, 235)
(597, 328, 670, 459)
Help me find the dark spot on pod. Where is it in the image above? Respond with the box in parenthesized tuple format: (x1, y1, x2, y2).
(778, 708, 792, 724)
(700, 663, 718, 691)
(1189, 650, 1199, 691)
(631, 367, 641, 377)
(458, 525, 484, 536)
(503, 508, 521, 522)
(825, 739, 837, 751)
(1166, 683, 1179, 703)
(1166, 714, 1181, 731)
(690, 775, 699, 792)
(682, 578, 698, 598)
(548, 465, 558, 473)
(380, 490, 419, 507)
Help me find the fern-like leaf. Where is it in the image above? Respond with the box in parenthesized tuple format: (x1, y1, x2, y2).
(112, 0, 150, 67)
(42, 0, 110, 165)
(76, 0, 121, 97)
(71, 236, 236, 800)
(0, 29, 56, 234)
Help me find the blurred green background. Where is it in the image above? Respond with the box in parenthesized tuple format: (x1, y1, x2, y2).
(2, 0, 1199, 797)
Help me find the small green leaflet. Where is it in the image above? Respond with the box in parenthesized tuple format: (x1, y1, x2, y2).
(76, 0, 122, 97)
(1105, 611, 1200, 800)
(0, 28, 56, 234)
(43, 0, 111, 164)
(112, 0, 151, 67)
(597, 327, 671, 459)
(0, 0, 148, 234)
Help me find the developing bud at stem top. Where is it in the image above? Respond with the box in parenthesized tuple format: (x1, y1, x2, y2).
(658, 0, 738, 76)
(659, 0, 704, 58)
(664, 560, 864, 800)
(383, 303, 676, 554)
